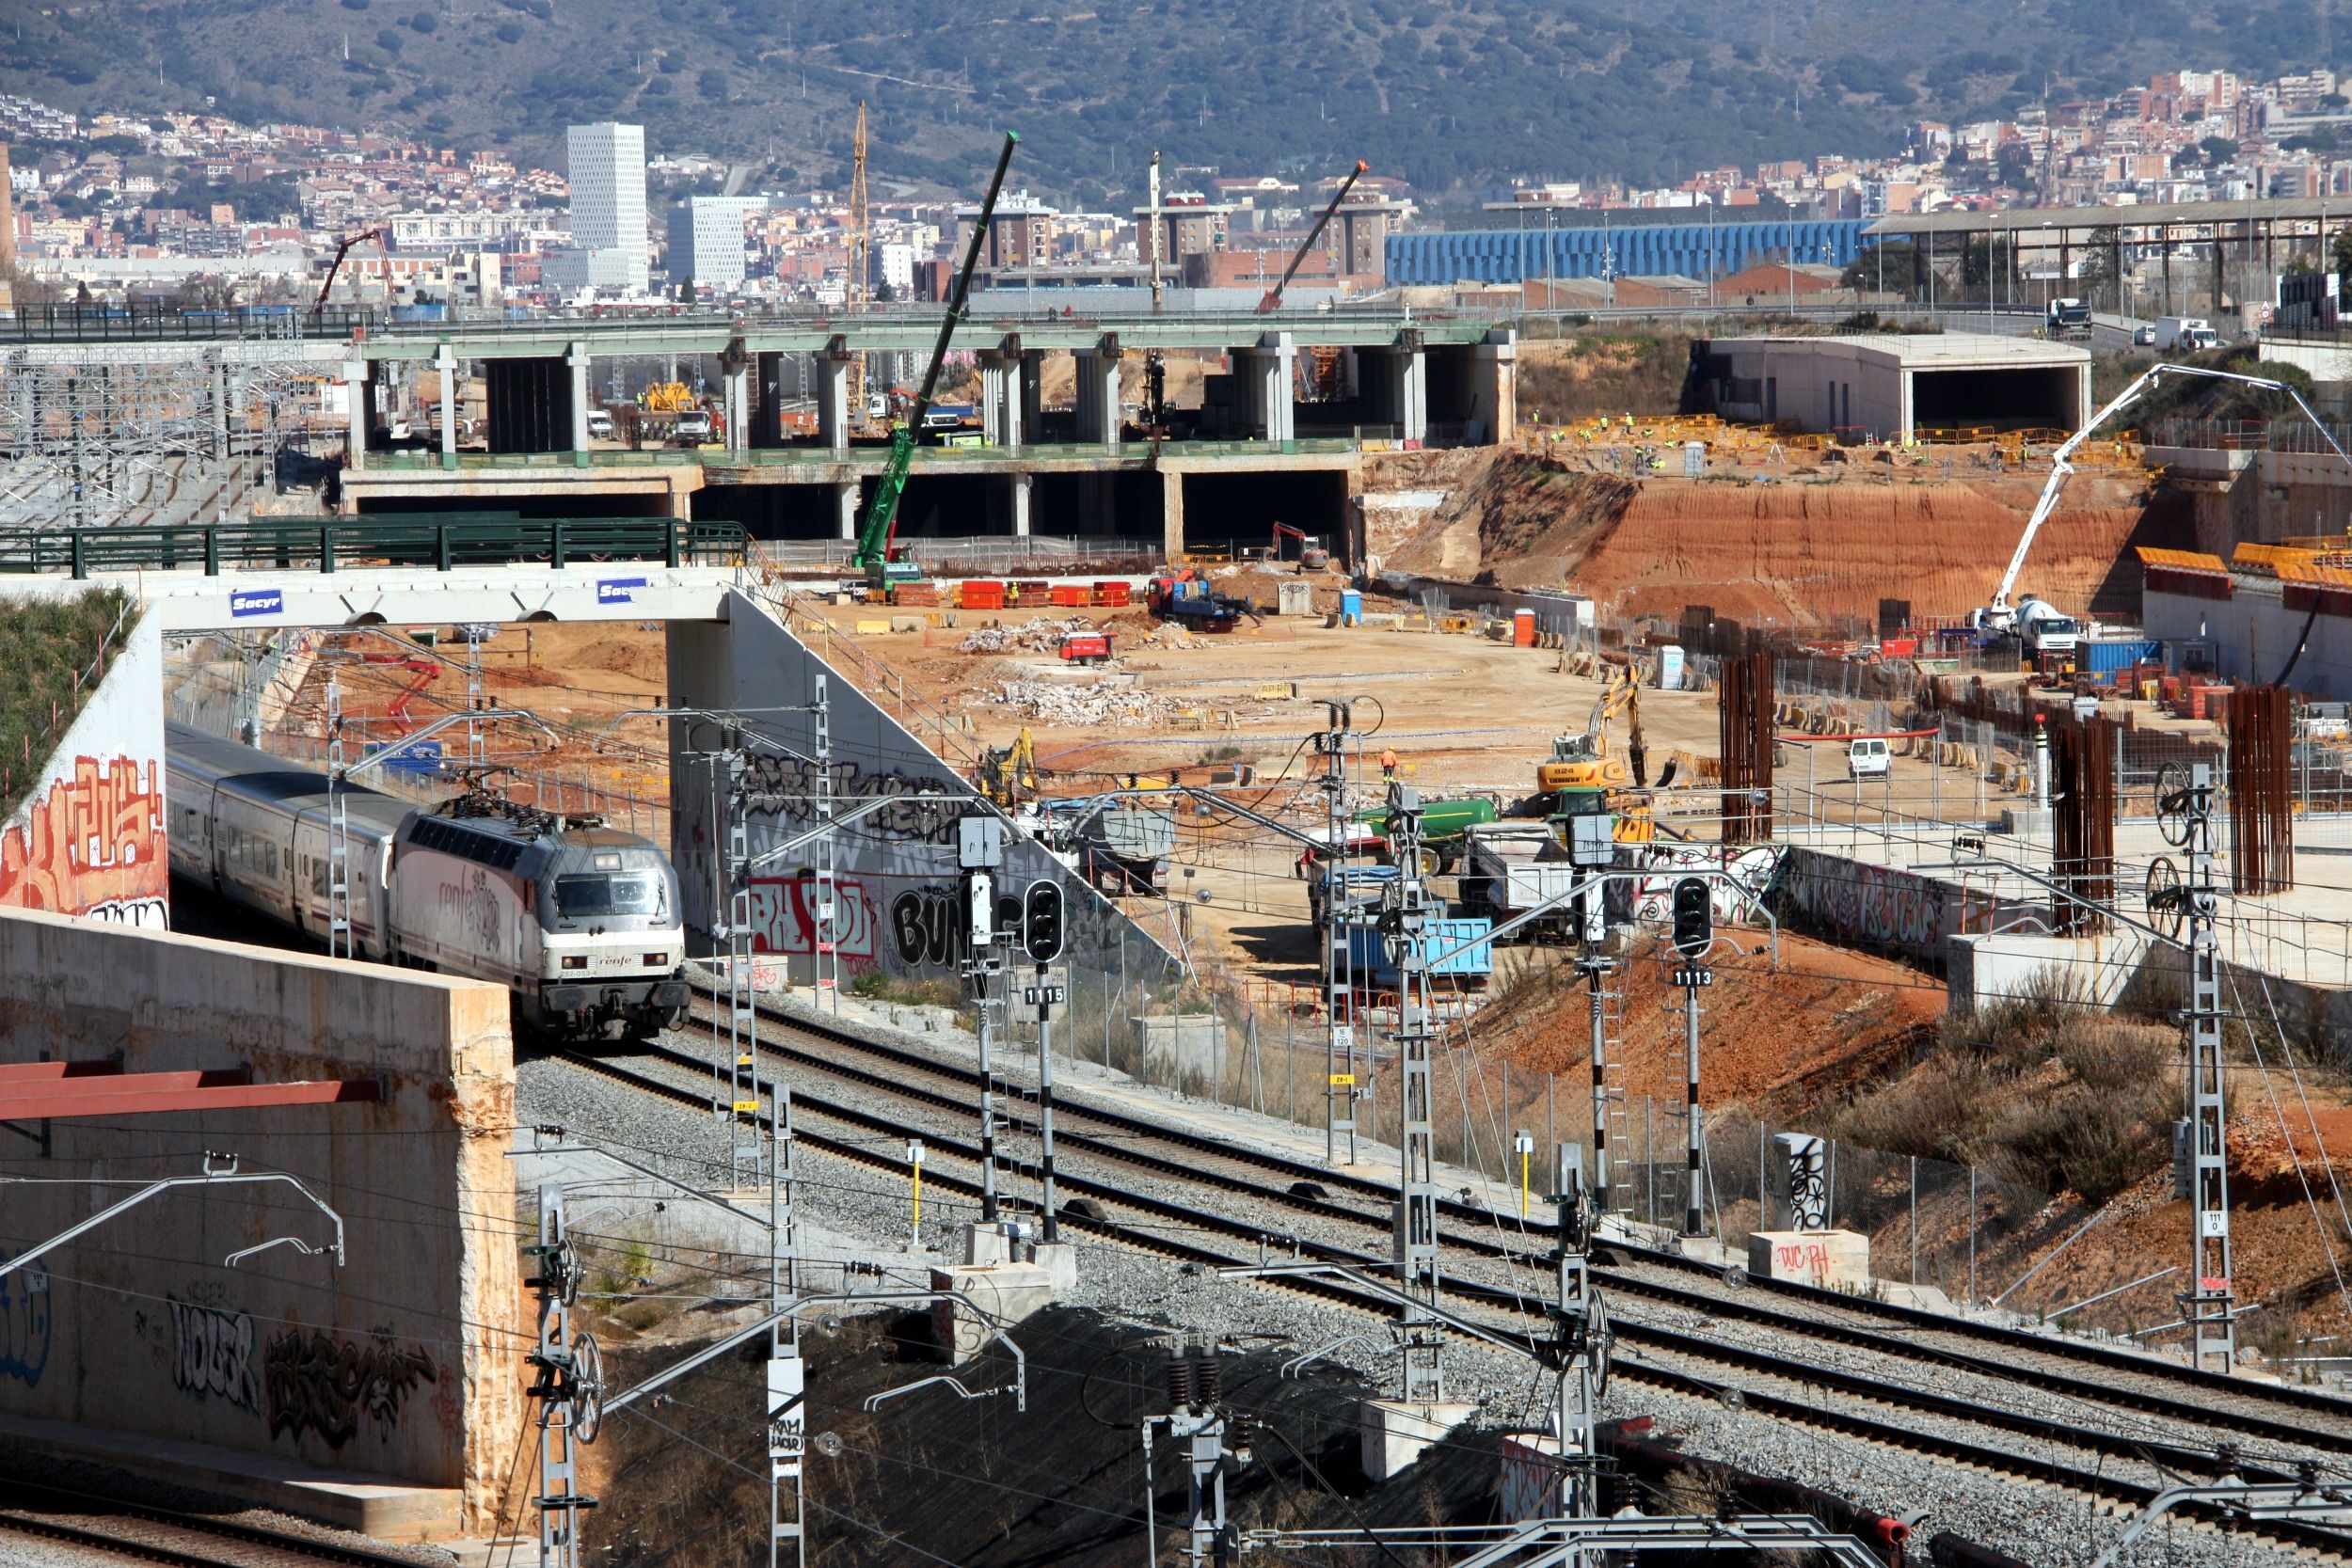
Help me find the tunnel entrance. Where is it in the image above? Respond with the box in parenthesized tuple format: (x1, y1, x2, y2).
(1180, 469, 1349, 558)
(1911, 367, 2081, 434)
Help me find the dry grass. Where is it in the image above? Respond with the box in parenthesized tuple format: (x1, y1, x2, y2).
(1824, 972, 2177, 1204)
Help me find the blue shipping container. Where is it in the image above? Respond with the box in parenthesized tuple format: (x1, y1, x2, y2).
(2083, 640, 2160, 674)
(1345, 917, 1494, 989)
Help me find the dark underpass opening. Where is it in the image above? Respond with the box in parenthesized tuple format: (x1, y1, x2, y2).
(1181, 470, 1350, 558)
(1911, 367, 2082, 433)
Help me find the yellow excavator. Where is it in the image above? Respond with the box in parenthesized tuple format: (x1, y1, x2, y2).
(1536, 666, 1658, 842)
(976, 728, 1041, 807)
(639, 382, 698, 413)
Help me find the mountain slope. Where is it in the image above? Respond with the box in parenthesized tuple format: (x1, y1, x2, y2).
(4, 0, 2336, 206)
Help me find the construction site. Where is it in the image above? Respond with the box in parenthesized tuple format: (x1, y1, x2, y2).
(18, 208, 2352, 1564)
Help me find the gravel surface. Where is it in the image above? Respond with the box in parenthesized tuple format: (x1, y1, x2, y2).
(520, 1043, 2346, 1568)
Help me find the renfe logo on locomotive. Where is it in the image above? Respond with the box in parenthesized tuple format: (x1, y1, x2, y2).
(596, 578, 648, 604)
(229, 589, 283, 618)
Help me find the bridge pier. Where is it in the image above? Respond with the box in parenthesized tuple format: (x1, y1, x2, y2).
(1009, 472, 1032, 537)
(818, 345, 852, 455)
(722, 358, 751, 454)
(566, 341, 591, 460)
(1075, 336, 1122, 451)
(1232, 332, 1296, 444)
(835, 479, 861, 541)
(1359, 334, 1427, 444)
(980, 342, 1025, 451)
(435, 346, 458, 469)
(753, 351, 787, 448)
(1161, 468, 1184, 558)
(342, 359, 368, 473)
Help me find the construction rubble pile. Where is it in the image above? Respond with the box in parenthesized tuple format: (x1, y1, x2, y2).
(977, 677, 1174, 727)
(956, 618, 1100, 654)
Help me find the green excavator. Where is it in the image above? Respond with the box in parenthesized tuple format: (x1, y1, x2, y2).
(850, 131, 1020, 590)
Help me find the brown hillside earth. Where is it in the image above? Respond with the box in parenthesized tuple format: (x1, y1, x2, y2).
(1390, 454, 2192, 627)
(1477, 933, 1942, 1114)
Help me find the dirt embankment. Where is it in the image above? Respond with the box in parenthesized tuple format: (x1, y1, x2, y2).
(1388, 453, 2191, 627)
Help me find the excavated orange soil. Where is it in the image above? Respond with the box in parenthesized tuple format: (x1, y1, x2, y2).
(1388, 453, 2189, 627)
(1477, 932, 1943, 1115)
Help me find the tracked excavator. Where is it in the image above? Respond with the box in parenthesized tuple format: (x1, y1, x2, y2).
(1535, 665, 1671, 842)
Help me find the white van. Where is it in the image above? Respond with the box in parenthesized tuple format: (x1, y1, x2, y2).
(1848, 737, 1891, 780)
(584, 407, 614, 440)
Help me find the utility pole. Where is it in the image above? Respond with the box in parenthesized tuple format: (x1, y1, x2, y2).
(718, 740, 764, 1192)
(1143, 1344, 1250, 1568)
(1549, 1144, 1610, 1517)
(811, 674, 840, 1012)
(1380, 787, 1444, 1405)
(2168, 764, 2236, 1371)
(524, 1188, 603, 1568)
(325, 674, 352, 961)
(1315, 701, 1360, 1166)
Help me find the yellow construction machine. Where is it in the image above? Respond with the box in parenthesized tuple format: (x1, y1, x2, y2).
(639, 382, 698, 413)
(976, 728, 1041, 807)
(1536, 666, 1659, 841)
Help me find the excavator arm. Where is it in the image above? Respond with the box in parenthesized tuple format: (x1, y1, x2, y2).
(1977, 361, 2352, 633)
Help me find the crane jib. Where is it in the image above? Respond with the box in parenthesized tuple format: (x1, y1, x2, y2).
(854, 131, 1020, 578)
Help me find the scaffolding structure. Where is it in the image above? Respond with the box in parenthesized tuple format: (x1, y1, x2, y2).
(0, 345, 319, 530)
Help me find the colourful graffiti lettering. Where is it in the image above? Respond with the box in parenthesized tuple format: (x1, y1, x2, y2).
(263, 1328, 437, 1449)
(0, 1259, 52, 1387)
(747, 876, 876, 959)
(169, 1296, 260, 1412)
(0, 754, 167, 926)
(1626, 843, 1783, 927)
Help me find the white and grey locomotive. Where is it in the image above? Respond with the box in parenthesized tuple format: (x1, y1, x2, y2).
(167, 723, 689, 1040)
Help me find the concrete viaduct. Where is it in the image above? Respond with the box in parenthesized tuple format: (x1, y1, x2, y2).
(36, 307, 1516, 558)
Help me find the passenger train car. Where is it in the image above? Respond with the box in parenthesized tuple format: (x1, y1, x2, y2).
(167, 724, 689, 1040)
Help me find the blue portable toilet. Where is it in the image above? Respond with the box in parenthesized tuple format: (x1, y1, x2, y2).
(1341, 588, 1362, 626)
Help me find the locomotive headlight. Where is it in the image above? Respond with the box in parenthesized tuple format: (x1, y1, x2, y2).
(644, 953, 668, 966)
(563, 956, 588, 970)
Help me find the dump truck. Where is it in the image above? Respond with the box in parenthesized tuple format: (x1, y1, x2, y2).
(1459, 823, 1585, 940)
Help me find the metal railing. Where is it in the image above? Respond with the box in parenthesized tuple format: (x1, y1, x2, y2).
(0, 516, 747, 578)
(2144, 414, 2352, 455)
(362, 435, 1368, 471)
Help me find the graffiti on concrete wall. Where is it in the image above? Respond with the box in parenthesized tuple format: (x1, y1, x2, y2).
(0, 754, 167, 927)
(0, 1258, 51, 1387)
(739, 754, 961, 847)
(168, 1295, 261, 1413)
(1624, 842, 1784, 927)
(889, 884, 967, 968)
(747, 875, 876, 962)
(263, 1327, 438, 1449)
(1774, 847, 1956, 954)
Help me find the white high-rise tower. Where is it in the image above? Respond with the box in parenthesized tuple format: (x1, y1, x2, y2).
(549, 122, 649, 297)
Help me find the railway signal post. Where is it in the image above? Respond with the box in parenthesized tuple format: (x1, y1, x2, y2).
(960, 816, 1007, 1224)
(1669, 877, 1714, 1239)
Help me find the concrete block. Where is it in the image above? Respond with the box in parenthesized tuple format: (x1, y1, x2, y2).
(1031, 1239, 1078, 1295)
(1277, 581, 1315, 617)
(1359, 1399, 1477, 1481)
(1881, 1283, 1955, 1312)
(1131, 1013, 1228, 1081)
(889, 615, 924, 633)
(930, 1262, 1054, 1362)
(1747, 1227, 1872, 1291)
(961, 1220, 1031, 1266)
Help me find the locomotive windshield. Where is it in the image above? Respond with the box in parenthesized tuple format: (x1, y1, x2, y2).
(555, 873, 662, 917)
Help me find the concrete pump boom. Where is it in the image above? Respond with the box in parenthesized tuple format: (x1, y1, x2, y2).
(1975, 360, 2352, 635)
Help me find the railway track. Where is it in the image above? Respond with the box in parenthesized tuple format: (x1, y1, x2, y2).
(548, 1039, 2352, 1561)
(686, 995, 2352, 1458)
(0, 1479, 429, 1568)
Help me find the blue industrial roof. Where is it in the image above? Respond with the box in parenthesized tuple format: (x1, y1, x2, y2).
(1386, 219, 1868, 287)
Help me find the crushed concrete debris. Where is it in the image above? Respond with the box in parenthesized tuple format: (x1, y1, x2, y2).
(977, 677, 1174, 727)
(956, 618, 1098, 654)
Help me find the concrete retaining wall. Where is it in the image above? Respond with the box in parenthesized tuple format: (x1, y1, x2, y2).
(0, 607, 167, 928)
(1771, 845, 2056, 965)
(0, 908, 519, 1533)
(666, 588, 1175, 986)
